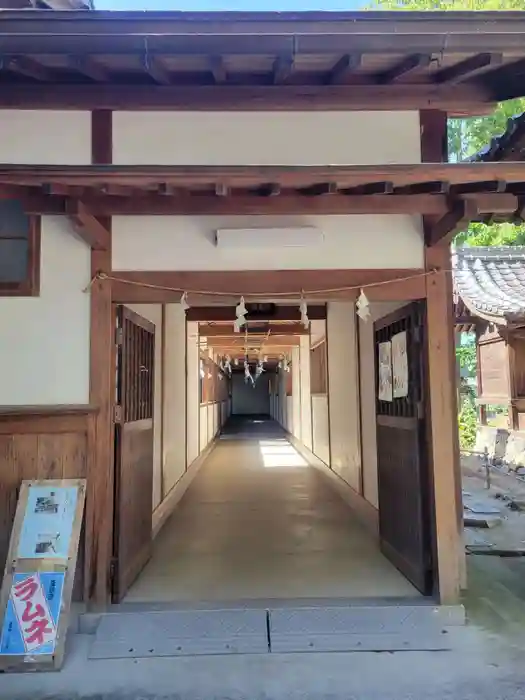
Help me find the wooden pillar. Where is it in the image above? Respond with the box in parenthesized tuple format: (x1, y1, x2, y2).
(425, 245, 463, 603)
(85, 110, 114, 607)
(420, 110, 464, 603)
(507, 337, 519, 430)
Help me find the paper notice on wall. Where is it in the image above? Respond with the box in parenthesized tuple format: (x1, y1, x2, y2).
(17, 486, 78, 560)
(392, 331, 409, 399)
(378, 341, 393, 402)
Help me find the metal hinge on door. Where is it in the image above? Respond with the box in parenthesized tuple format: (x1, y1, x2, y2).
(113, 404, 123, 423)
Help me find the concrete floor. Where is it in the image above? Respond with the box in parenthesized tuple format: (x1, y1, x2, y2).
(126, 418, 417, 603)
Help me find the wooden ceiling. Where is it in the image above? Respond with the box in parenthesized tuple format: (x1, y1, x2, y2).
(199, 320, 307, 362)
(1, 11, 525, 111)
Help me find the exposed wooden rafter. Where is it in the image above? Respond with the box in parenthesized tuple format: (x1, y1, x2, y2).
(210, 56, 227, 84)
(326, 54, 361, 85)
(144, 55, 171, 85)
(377, 53, 431, 84)
(73, 56, 110, 83)
(433, 52, 503, 85)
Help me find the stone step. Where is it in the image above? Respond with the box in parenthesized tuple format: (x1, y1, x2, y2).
(85, 603, 464, 659)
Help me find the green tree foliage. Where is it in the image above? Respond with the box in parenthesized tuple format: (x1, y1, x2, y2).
(371, 0, 525, 246)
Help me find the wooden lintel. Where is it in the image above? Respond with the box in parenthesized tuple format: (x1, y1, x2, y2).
(200, 323, 308, 336)
(109, 269, 427, 305)
(433, 52, 503, 85)
(66, 200, 111, 250)
(19, 191, 522, 219)
(0, 83, 492, 112)
(189, 304, 327, 322)
(427, 198, 481, 246)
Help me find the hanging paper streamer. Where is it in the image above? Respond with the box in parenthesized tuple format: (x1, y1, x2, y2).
(234, 296, 248, 332)
(299, 296, 309, 329)
(180, 291, 189, 311)
(356, 288, 371, 321)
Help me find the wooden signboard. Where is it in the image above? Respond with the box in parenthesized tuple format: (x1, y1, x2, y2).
(0, 479, 86, 672)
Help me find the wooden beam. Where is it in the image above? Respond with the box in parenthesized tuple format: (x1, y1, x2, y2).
(2, 162, 524, 190)
(326, 54, 361, 85)
(188, 305, 327, 322)
(0, 83, 492, 112)
(395, 181, 450, 195)
(200, 323, 308, 336)
(109, 269, 427, 304)
(26, 193, 455, 216)
(426, 198, 481, 246)
(433, 52, 503, 85)
(87, 108, 114, 609)
(210, 56, 227, 84)
(66, 200, 111, 250)
(377, 53, 431, 84)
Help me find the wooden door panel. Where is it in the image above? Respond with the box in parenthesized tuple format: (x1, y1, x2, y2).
(113, 306, 155, 603)
(374, 303, 433, 595)
(116, 420, 153, 597)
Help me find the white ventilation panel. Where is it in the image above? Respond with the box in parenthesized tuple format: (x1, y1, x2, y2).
(215, 227, 323, 249)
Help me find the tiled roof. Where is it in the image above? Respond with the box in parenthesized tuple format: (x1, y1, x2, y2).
(452, 246, 525, 325)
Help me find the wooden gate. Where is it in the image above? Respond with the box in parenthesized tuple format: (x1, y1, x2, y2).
(112, 306, 155, 602)
(374, 302, 433, 595)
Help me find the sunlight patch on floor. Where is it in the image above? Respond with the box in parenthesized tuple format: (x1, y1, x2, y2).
(258, 440, 308, 468)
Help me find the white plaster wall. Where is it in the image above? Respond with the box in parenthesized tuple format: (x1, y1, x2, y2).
(125, 303, 163, 512)
(113, 112, 421, 165)
(112, 215, 423, 271)
(163, 303, 187, 496)
(0, 111, 91, 164)
(199, 404, 208, 453)
(207, 403, 214, 442)
(291, 347, 302, 441)
(286, 396, 293, 435)
(186, 321, 200, 465)
(299, 335, 313, 451)
(312, 395, 330, 466)
(359, 301, 407, 509)
(0, 217, 90, 406)
(327, 301, 361, 492)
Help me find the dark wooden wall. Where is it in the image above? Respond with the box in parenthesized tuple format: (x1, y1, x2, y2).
(0, 406, 96, 601)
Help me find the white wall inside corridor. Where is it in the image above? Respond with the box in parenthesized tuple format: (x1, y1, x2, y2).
(327, 301, 361, 493)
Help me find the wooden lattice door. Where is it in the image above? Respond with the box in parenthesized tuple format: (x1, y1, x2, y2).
(112, 306, 155, 602)
(374, 302, 433, 595)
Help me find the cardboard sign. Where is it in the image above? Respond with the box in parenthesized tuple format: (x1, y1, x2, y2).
(1, 573, 64, 656)
(0, 479, 85, 672)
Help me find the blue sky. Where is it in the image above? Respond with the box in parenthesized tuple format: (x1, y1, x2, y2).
(95, 0, 365, 11)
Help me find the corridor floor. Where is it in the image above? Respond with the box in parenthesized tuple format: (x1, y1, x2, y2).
(125, 418, 418, 603)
